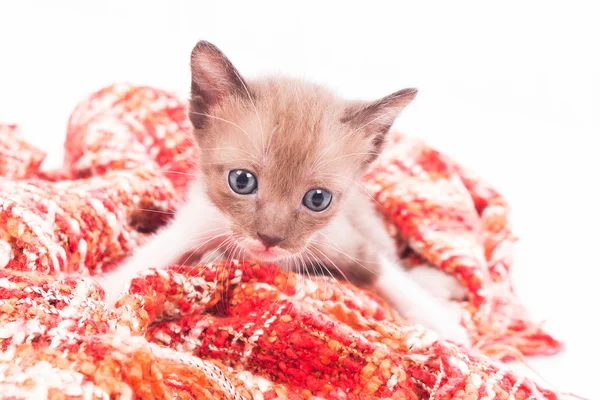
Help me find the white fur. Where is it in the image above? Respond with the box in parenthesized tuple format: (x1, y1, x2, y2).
(311, 188, 469, 344)
(98, 181, 227, 305)
(407, 265, 467, 301)
(375, 255, 469, 344)
(98, 181, 469, 344)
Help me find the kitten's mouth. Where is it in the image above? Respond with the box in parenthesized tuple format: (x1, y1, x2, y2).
(239, 238, 292, 262)
(245, 246, 289, 262)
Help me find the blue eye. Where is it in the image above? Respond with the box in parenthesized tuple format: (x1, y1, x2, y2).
(302, 189, 332, 212)
(228, 170, 257, 194)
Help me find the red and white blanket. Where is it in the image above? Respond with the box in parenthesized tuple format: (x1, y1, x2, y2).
(0, 84, 579, 399)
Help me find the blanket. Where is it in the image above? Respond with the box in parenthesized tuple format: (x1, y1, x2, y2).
(0, 84, 577, 399)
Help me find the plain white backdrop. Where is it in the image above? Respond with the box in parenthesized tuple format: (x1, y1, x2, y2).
(1, 1, 599, 397)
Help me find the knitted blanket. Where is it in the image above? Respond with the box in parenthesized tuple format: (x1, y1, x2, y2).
(0, 84, 577, 399)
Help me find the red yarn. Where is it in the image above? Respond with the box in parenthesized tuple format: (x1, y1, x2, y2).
(0, 84, 579, 399)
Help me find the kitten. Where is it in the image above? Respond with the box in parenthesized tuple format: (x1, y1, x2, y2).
(99, 41, 469, 344)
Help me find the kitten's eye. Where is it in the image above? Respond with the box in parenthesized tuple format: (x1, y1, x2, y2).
(228, 169, 258, 194)
(302, 189, 332, 212)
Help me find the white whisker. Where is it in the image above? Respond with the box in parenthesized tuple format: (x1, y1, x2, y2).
(320, 172, 382, 208)
(231, 69, 266, 157)
(305, 245, 349, 296)
(312, 110, 394, 170)
(311, 236, 380, 277)
(200, 147, 260, 163)
(179, 232, 230, 267)
(163, 170, 196, 176)
(137, 208, 176, 215)
(316, 152, 381, 170)
(189, 111, 260, 153)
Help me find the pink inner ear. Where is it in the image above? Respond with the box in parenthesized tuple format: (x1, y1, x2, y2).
(189, 42, 251, 131)
(345, 88, 417, 130)
(340, 88, 417, 164)
(190, 41, 248, 109)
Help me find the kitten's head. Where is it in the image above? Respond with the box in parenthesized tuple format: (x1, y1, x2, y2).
(189, 41, 416, 261)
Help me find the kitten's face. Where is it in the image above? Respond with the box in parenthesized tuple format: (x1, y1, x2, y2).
(189, 41, 416, 262)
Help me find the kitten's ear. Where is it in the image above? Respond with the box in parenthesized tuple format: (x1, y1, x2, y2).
(342, 88, 417, 163)
(189, 41, 249, 128)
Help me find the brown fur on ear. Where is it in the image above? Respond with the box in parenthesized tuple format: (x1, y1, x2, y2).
(189, 41, 250, 129)
(341, 88, 417, 163)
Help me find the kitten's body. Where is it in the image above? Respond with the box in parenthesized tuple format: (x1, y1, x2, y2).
(99, 42, 469, 344)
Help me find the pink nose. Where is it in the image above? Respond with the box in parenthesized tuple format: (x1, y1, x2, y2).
(256, 232, 284, 248)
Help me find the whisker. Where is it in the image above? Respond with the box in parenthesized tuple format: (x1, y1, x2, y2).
(298, 252, 311, 289)
(229, 242, 246, 306)
(230, 69, 266, 157)
(272, 253, 293, 310)
(202, 237, 233, 266)
(314, 173, 381, 207)
(301, 249, 325, 304)
(311, 234, 372, 264)
(307, 245, 351, 288)
(200, 147, 260, 163)
(162, 170, 196, 176)
(191, 238, 228, 283)
(137, 208, 176, 215)
(311, 237, 380, 277)
(316, 152, 381, 170)
(312, 110, 395, 169)
(201, 236, 235, 306)
(305, 246, 349, 297)
(221, 239, 240, 305)
(179, 232, 230, 267)
(198, 159, 257, 167)
(189, 111, 260, 153)
(222, 248, 235, 310)
(280, 254, 295, 297)
(291, 253, 306, 293)
(296, 250, 323, 325)
(167, 230, 228, 275)
(189, 227, 233, 240)
(235, 243, 246, 267)
(319, 172, 383, 208)
(265, 124, 277, 159)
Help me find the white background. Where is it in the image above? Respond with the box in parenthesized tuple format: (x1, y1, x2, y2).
(1, 1, 599, 397)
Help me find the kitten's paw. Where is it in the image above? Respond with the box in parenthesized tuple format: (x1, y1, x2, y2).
(410, 298, 470, 346)
(412, 313, 470, 346)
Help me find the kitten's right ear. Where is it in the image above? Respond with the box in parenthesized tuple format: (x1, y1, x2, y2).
(189, 41, 248, 129)
(341, 88, 417, 164)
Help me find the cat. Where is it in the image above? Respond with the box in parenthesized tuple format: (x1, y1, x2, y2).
(98, 41, 469, 344)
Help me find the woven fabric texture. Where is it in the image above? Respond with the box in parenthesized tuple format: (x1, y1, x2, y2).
(0, 84, 577, 399)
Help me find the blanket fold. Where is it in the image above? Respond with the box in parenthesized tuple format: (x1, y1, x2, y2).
(0, 84, 576, 399)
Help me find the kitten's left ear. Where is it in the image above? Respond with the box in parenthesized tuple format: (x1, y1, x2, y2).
(189, 41, 249, 129)
(342, 88, 417, 163)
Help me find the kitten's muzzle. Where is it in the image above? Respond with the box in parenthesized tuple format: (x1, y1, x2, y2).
(256, 232, 285, 248)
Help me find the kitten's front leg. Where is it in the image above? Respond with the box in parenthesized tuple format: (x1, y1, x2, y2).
(406, 264, 467, 301)
(98, 183, 226, 307)
(373, 255, 470, 345)
(329, 201, 469, 343)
